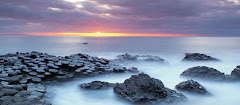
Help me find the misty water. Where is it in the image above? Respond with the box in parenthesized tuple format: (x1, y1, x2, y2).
(1, 36, 240, 105)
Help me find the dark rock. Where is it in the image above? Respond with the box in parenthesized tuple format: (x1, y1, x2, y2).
(27, 91, 44, 99)
(80, 81, 116, 90)
(115, 53, 167, 63)
(182, 53, 220, 62)
(117, 53, 137, 60)
(29, 72, 38, 76)
(14, 90, 30, 97)
(114, 73, 186, 104)
(31, 77, 42, 83)
(230, 66, 240, 80)
(175, 80, 210, 95)
(180, 66, 226, 81)
(12, 96, 25, 102)
(8, 75, 23, 84)
(1, 88, 18, 95)
(12, 98, 51, 105)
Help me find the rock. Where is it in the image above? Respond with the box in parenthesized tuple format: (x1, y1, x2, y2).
(230, 66, 240, 80)
(27, 91, 44, 99)
(115, 53, 167, 63)
(1, 88, 18, 95)
(80, 81, 116, 90)
(12, 96, 26, 102)
(175, 80, 210, 95)
(180, 66, 226, 81)
(114, 73, 186, 104)
(31, 77, 42, 83)
(0, 51, 141, 105)
(117, 53, 137, 60)
(48, 69, 59, 74)
(8, 75, 23, 84)
(182, 53, 220, 62)
(14, 90, 30, 97)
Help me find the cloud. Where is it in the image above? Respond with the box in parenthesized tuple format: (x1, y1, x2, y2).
(0, 0, 240, 36)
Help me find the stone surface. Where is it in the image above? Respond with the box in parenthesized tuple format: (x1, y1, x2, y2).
(115, 53, 168, 64)
(175, 80, 210, 95)
(230, 65, 240, 80)
(80, 81, 116, 90)
(114, 73, 186, 104)
(180, 66, 226, 81)
(0, 51, 140, 105)
(182, 53, 220, 62)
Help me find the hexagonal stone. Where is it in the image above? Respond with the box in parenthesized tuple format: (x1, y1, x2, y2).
(31, 78, 42, 83)
(23, 69, 31, 73)
(1, 88, 18, 95)
(14, 90, 30, 97)
(29, 72, 38, 76)
(19, 78, 28, 84)
(27, 91, 43, 99)
(1, 81, 9, 86)
(0, 91, 4, 97)
(7, 70, 17, 76)
(15, 70, 22, 74)
(36, 74, 45, 78)
(12, 66, 19, 70)
(8, 75, 23, 83)
(44, 72, 51, 76)
(12, 96, 25, 102)
(48, 69, 58, 73)
(36, 69, 45, 73)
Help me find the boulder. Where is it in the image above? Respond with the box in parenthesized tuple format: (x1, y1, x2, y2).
(114, 73, 186, 104)
(117, 53, 137, 61)
(79, 81, 116, 90)
(180, 66, 226, 81)
(115, 53, 167, 63)
(182, 53, 220, 62)
(230, 66, 240, 80)
(175, 80, 210, 95)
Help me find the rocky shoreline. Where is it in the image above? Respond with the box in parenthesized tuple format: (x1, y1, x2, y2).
(0, 51, 138, 105)
(0, 52, 240, 105)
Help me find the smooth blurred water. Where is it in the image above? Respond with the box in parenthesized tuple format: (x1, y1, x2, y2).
(1, 36, 240, 105)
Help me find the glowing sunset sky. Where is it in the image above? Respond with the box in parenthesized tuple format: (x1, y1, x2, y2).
(0, 0, 240, 36)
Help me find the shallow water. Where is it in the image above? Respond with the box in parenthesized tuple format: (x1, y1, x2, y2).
(1, 36, 240, 105)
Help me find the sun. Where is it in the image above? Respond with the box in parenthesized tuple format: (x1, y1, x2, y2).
(96, 32, 103, 36)
(96, 32, 101, 35)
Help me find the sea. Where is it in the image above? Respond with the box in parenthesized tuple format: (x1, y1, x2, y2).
(1, 36, 240, 105)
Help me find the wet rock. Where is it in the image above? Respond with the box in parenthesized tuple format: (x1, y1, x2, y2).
(175, 80, 210, 95)
(114, 73, 186, 104)
(31, 77, 42, 83)
(48, 69, 59, 74)
(1, 88, 18, 95)
(115, 53, 167, 64)
(117, 53, 137, 60)
(230, 66, 240, 80)
(8, 75, 23, 84)
(180, 66, 226, 81)
(12, 96, 26, 102)
(0, 51, 140, 105)
(80, 81, 116, 90)
(182, 53, 220, 62)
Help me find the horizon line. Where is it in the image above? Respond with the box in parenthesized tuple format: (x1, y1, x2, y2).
(0, 32, 198, 37)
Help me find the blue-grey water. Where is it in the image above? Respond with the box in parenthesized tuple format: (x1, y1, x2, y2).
(1, 36, 240, 105)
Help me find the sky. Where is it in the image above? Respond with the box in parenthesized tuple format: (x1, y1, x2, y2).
(0, 0, 240, 36)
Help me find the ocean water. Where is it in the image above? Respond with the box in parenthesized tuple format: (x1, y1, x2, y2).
(1, 36, 240, 105)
